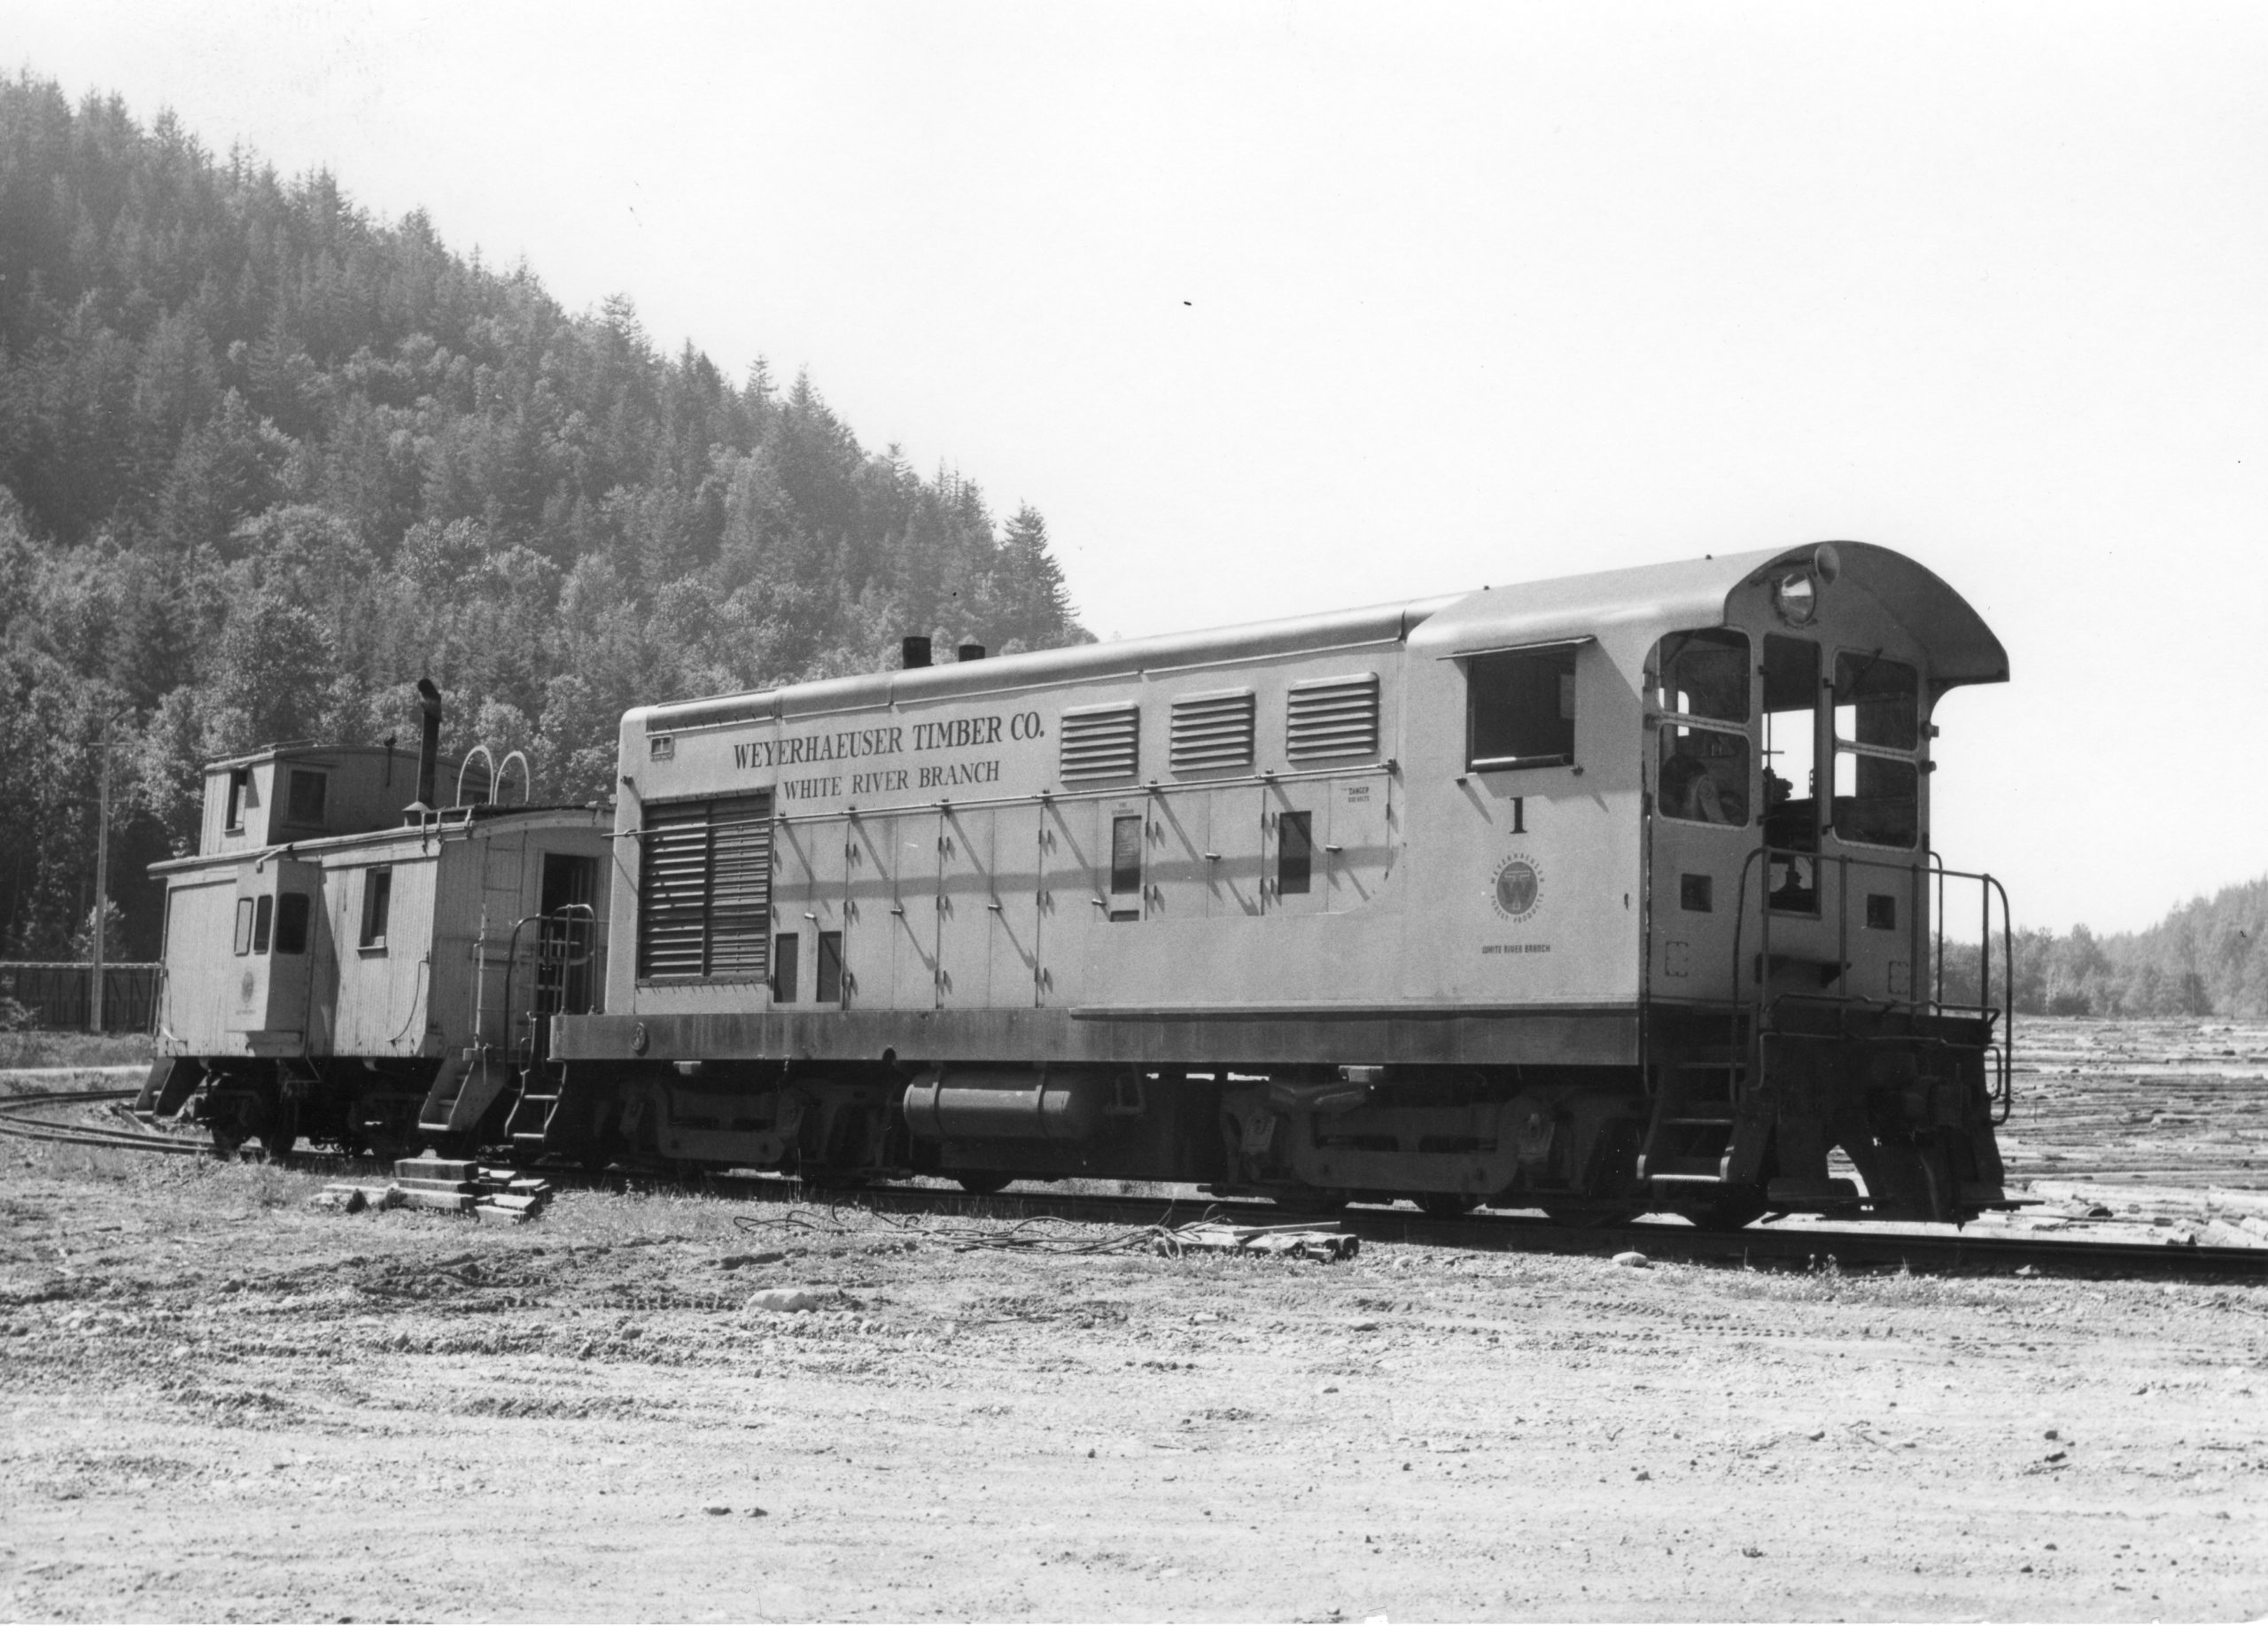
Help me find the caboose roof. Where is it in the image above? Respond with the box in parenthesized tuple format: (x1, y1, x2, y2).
(635, 541, 2004, 735)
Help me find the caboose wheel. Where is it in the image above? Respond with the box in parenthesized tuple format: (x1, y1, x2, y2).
(955, 1172, 1013, 1195)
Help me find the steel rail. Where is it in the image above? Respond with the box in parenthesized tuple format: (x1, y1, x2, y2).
(7, 1085, 2264, 1280)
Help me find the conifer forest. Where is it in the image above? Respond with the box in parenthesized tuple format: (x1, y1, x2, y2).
(0, 75, 1087, 964)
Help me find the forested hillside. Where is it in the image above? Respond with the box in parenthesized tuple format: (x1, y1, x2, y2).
(0, 74, 1087, 962)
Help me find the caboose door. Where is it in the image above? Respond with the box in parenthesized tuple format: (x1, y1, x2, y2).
(225, 858, 323, 1041)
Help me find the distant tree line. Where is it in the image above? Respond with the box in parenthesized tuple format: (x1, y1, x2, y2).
(1937, 874, 2268, 1018)
(0, 74, 1087, 961)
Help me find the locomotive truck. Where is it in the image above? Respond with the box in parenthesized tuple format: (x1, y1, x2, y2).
(149, 541, 2016, 1227)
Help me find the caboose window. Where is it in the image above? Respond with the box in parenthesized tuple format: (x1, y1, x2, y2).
(1467, 645, 1579, 771)
(273, 892, 310, 956)
(359, 868, 392, 951)
(233, 899, 254, 955)
(252, 894, 274, 954)
(284, 769, 327, 828)
(224, 769, 250, 833)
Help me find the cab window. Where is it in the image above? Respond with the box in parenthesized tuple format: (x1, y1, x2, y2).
(1832, 653, 1921, 848)
(1762, 635, 1821, 912)
(1653, 629, 1748, 722)
(1468, 645, 1578, 771)
(1658, 729, 1750, 826)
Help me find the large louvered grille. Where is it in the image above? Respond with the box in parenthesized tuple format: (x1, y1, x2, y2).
(703, 797, 773, 976)
(636, 794, 772, 979)
(1059, 705, 1139, 784)
(1285, 673, 1380, 762)
(1169, 690, 1254, 771)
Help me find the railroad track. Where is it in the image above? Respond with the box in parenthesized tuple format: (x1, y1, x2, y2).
(9, 1085, 2265, 1280)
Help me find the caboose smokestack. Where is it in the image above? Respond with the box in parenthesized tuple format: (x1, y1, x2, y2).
(958, 642, 986, 662)
(900, 636, 932, 669)
(415, 678, 442, 809)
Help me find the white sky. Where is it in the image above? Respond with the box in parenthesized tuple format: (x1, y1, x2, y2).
(10, 0, 2266, 934)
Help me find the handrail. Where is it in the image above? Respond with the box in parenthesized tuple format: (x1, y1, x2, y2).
(456, 745, 497, 809)
(499, 904, 599, 1068)
(1728, 843, 2014, 1122)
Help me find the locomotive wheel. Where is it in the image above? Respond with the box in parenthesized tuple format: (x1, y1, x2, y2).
(1416, 1194, 1480, 1220)
(955, 1172, 1014, 1196)
(1541, 1203, 1642, 1229)
(1679, 1191, 1768, 1231)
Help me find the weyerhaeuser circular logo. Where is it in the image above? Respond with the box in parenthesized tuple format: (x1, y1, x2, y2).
(1491, 853, 1542, 922)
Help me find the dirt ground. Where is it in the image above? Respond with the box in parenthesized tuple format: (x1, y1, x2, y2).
(4, 1027, 2268, 1622)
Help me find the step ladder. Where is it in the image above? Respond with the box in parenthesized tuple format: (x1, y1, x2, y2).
(503, 1062, 568, 1148)
(1637, 1048, 1744, 1196)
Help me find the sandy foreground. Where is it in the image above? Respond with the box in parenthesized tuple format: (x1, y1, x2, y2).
(3, 1037, 2265, 1621)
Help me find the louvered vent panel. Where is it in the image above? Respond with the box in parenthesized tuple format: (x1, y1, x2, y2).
(636, 793, 773, 979)
(1169, 690, 1254, 771)
(1285, 673, 1380, 761)
(637, 802, 712, 978)
(1059, 705, 1140, 783)
(703, 795, 773, 976)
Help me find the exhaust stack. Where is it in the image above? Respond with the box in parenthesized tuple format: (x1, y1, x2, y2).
(900, 636, 932, 669)
(414, 679, 442, 809)
(958, 642, 986, 662)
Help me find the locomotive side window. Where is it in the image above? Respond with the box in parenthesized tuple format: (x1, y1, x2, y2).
(284, 769, 327, 828)
(1761, 636, 1821, 912)
(1108, 813, 1143, 921)
(224, 769, 251, 833)
(1467, 644, 1578, 771)
(1831, 653, 1921, 848)
(772, 932, 800, 1002)
(273, 892, 310, 956)
(359, 867, 392, 951)
(233, 898, 254, 955)
(1277, 810, 1314, 894)
(815, 930, 843, 1005)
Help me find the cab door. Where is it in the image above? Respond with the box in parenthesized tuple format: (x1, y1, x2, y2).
(1646, 630, 1756, 1004)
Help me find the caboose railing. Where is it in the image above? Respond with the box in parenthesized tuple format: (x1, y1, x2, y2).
(1728, 846, 2013, 1123)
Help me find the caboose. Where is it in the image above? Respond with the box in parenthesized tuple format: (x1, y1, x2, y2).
(139, 690, 614, 1157)
(536, 541, 2012, 1226)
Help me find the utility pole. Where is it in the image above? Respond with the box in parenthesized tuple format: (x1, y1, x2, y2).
(90, 724, 111, 1034)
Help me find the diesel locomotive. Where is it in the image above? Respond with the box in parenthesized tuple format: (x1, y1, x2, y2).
(146, 541, 2016, 1227)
